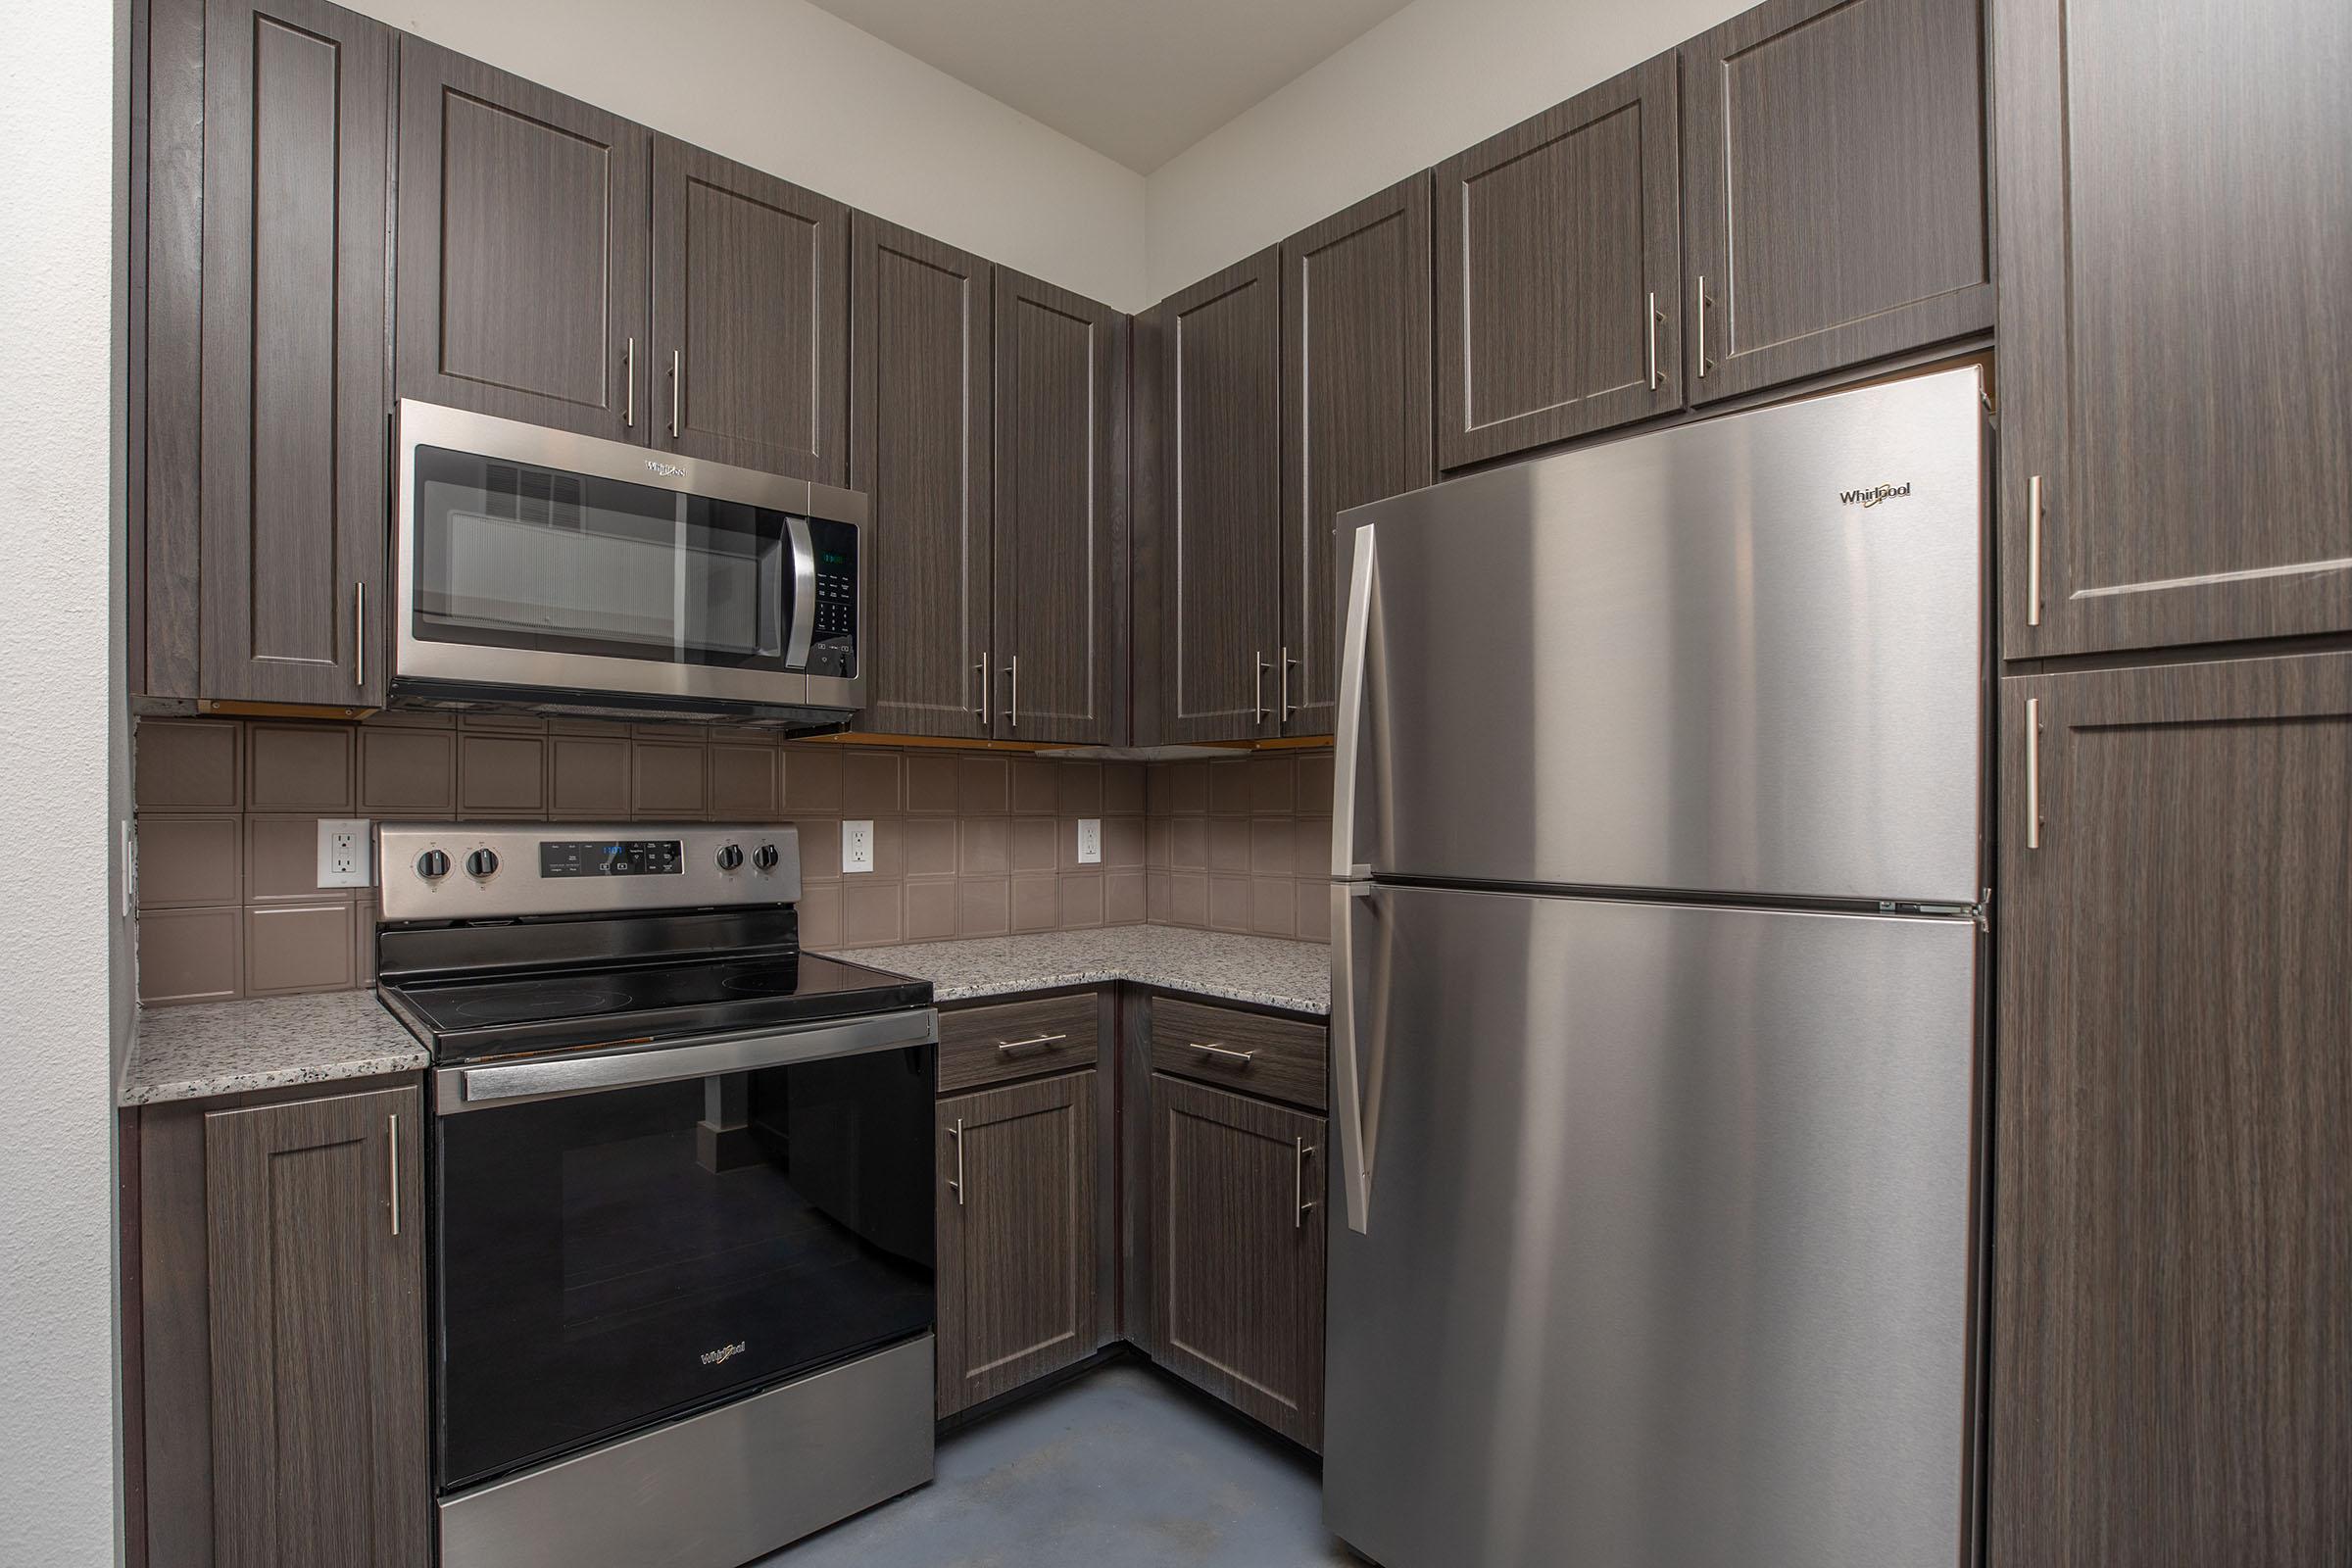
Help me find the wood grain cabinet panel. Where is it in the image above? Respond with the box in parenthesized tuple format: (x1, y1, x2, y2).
(851, 215, 994, 739)
(1135, 249, 1283, 744)
(193, 0, 392, 706)
(1433, 52, 1681, 468)
(650, 136, 848, 481)
(1148, 1074, 1326, 1449)
(1989, 654, 2352, 1568)
(396, 38, 650, 439)
(937, 992, 1102, 1095)
(1681, 0, 1990, 404)
(205, 1085, 427, 1567)
(1994, 0, 2352, 656)
(1280, 177, 1433, 738)
(1149, 996, 1328, 1112)
(992, 270, 1129, 746)
(935, 1069, 1101, 1417)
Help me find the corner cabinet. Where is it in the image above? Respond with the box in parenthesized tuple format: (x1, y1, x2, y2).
(1988, 655, 2352, 1567)
(395, 38, 651, 440)
(1993, 0, 2352, 657)
(134, 1081, 429, 1567)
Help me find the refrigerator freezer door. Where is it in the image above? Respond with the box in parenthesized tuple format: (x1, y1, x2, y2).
(1332, 367, 1985, 906)
(1324, 883, 1979, 1568)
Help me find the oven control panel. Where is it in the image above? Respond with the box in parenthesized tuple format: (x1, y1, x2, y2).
(802, 516, 858, 680)
(380, 823, 802, 920)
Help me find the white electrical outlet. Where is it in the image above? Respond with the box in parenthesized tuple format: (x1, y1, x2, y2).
(318, 818, 373, 888)
(843, 819, 875, 874)
(1076, 818, 1102, 864)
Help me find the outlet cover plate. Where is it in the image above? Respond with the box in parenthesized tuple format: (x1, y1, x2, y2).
(1077, 818, 1102, 864)
(843, 820, 875, 874)
(318, 818, 372, 888)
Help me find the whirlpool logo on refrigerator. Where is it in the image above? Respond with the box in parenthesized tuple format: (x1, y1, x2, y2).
(700, 1341, 747, 1367)
(1838, 481, 1914, 508)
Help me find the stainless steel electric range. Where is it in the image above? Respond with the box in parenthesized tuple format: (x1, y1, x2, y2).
(375, 821, 938, 1568)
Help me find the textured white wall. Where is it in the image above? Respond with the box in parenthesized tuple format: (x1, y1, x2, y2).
(0, 0, 130, 1560)
(344, 0, 1152, 309)
(1144, 0, 1748, 300)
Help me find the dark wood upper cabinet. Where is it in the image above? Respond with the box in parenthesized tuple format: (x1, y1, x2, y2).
(1681, 0, 1990, 404)
(1148, 1073, 1326, 1449)
(396, 38, 651, 439)
(936, 1069, 1102, 1418)
(1134, 248, 1283, 745)
(1989, 655, 2352, 1568)
(1280, 177, 1433, 737)
(190, 0, 392, 707)
(205, 1085, 428, 1566)
(1994, 0, 2352, 658)
(1432, 52, 1681, 469)
(992, 270, 1129, 746)
(650, 136, 849, 481)
(851, 214, 994, 738)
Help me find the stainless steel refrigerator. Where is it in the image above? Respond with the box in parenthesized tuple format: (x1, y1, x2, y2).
(1323, 368, 1989, 1568)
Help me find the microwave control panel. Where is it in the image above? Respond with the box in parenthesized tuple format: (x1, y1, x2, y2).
(803, 517, 858, 679)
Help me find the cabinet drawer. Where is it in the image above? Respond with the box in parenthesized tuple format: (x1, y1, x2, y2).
(937, 993, 1100, 1093)
(1150, 997, 1326, 1111)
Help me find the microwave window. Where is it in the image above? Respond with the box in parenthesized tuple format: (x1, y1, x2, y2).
(411, 447, 789, 669)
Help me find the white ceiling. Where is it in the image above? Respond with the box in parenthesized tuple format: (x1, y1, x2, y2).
(803, 0, 1418, 172)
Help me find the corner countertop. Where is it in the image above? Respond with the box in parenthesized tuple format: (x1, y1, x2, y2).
(825, 926, 1330, 1016)
(120, 991, 430, 1107)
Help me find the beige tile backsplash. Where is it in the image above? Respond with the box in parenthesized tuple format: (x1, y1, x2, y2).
(132, 712, 1340, 1006)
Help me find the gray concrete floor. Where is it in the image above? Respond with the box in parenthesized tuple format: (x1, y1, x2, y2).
(756, 1362, 1362, 1567)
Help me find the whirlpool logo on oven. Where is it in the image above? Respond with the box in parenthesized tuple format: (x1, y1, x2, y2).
(700, 1341, 747, 1367)
(1838, 481, 1914, 508)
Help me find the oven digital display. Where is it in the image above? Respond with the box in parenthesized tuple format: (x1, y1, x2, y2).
(540, 840, 684, 877)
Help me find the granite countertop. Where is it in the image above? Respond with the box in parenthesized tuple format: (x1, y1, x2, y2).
(826, 925, 1330, 1016)
(121, 990, 430, 1107)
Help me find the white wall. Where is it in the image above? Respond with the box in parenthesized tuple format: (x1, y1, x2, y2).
(1144, 0, 1747, 300)
(346, 0, 1151, 310)
(0, 0, 130, 1560)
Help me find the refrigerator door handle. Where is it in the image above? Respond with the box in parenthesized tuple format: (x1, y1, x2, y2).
(1332, 529, 1379, 880)
(1331, 880, 1386, 1234)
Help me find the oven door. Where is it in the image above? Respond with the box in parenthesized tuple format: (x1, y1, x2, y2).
(431, 1014, 936, 1493)
(394, 401, 865, 712)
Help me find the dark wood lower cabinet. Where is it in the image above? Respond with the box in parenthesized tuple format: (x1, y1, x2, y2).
(935, 1069, 1101, 1417)
(1147, 1073, 1327, 1450)
(1990, 654, 2352, 1568)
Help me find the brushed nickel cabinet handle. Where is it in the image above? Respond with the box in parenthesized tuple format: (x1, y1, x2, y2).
(1646, 291, 1663, 390)
(1281, 646, 1299, 723)
(1696, 276, 1716, 377)
(1295, 1138, 1317, 1230)
(2026, 474, 2044, 627)
(947, 1117, 964, 1205)
(1188, 1042, 1255, 1068)
(974, 651, 991, 726)
(996, 1032, 1068, 1056)
(387, 1111, 400, 1237)
(1253, 652, 1271, 725)
(1003, 655, 1020, 728)
(670, 349, 682, 438)
(623, 336, 635, 428)
(2025, 697, 2042, 851)
(354, 581, 366, 688)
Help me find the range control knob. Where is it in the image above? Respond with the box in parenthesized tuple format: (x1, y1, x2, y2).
(715, 844, 745, 871)
(753, 843, 780, 871)
(416, 849, 451, 880)
(464, 848, 500, 879)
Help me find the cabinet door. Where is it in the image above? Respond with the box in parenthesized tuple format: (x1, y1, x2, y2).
(1995, 0, 2352, 657)
(936, 1070, 1101, 1417)
(207, 1085, 426, 1567)
(1989, 656, 2352, 1568)
(992, 270, 1129, 745)
(1149, 1074, 1326, 1449)
(196, 0, 391, 707)
(1432, 52, 1680, 469)
(851, 215, 994, 738)
(1135, 249, 1282, 744)
(650, 136, 848, 482)
(1682, 0, 1990, 404)
(1280, 177, 1433, 739)
(395, 38, 651, 439)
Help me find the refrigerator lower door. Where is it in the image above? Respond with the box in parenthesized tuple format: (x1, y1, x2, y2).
(1324, 883, 1980, 1568)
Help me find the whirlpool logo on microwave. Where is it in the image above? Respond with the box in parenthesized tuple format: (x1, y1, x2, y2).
(1838, 481, 1914, 508)
(700, 1341, 747, 1367)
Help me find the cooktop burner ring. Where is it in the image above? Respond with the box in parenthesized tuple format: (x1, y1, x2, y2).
(449, 987, 633, 1023)
(717, 962, 804, 995)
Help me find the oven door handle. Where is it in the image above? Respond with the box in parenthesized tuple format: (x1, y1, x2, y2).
(784, 514, 817, 671)
(438, 1008, 939, 1113)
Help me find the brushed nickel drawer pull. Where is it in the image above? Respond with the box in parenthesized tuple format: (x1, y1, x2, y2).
(2025, 697, 2042, 852)
(996, 1032, 1069, 1056)
(2026, 474, 2044, 627)
(623, 336, 635, 428)
(1646, 291, 1664, 390)
(387, 1111, 400, 1237)
(354, 581, 367, 688)
(670, 348, 683, 437)
(1004, 655, 1020, 729)
(1281, 646, 1299, 723)
(1188, 1042, 1255, 1067)
(1296, 1138, 1316, 1230)
(947, 1117, 964, 1205)
(974, 651, 990, 726)
(1697, 275, 1717, 377)
(1253, 652, 1271, 725)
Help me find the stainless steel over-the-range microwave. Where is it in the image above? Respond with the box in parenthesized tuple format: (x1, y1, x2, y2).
(392, 400, 867, 727)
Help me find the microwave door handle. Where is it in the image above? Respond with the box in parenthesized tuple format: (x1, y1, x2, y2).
(784, 515, 817, 669)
